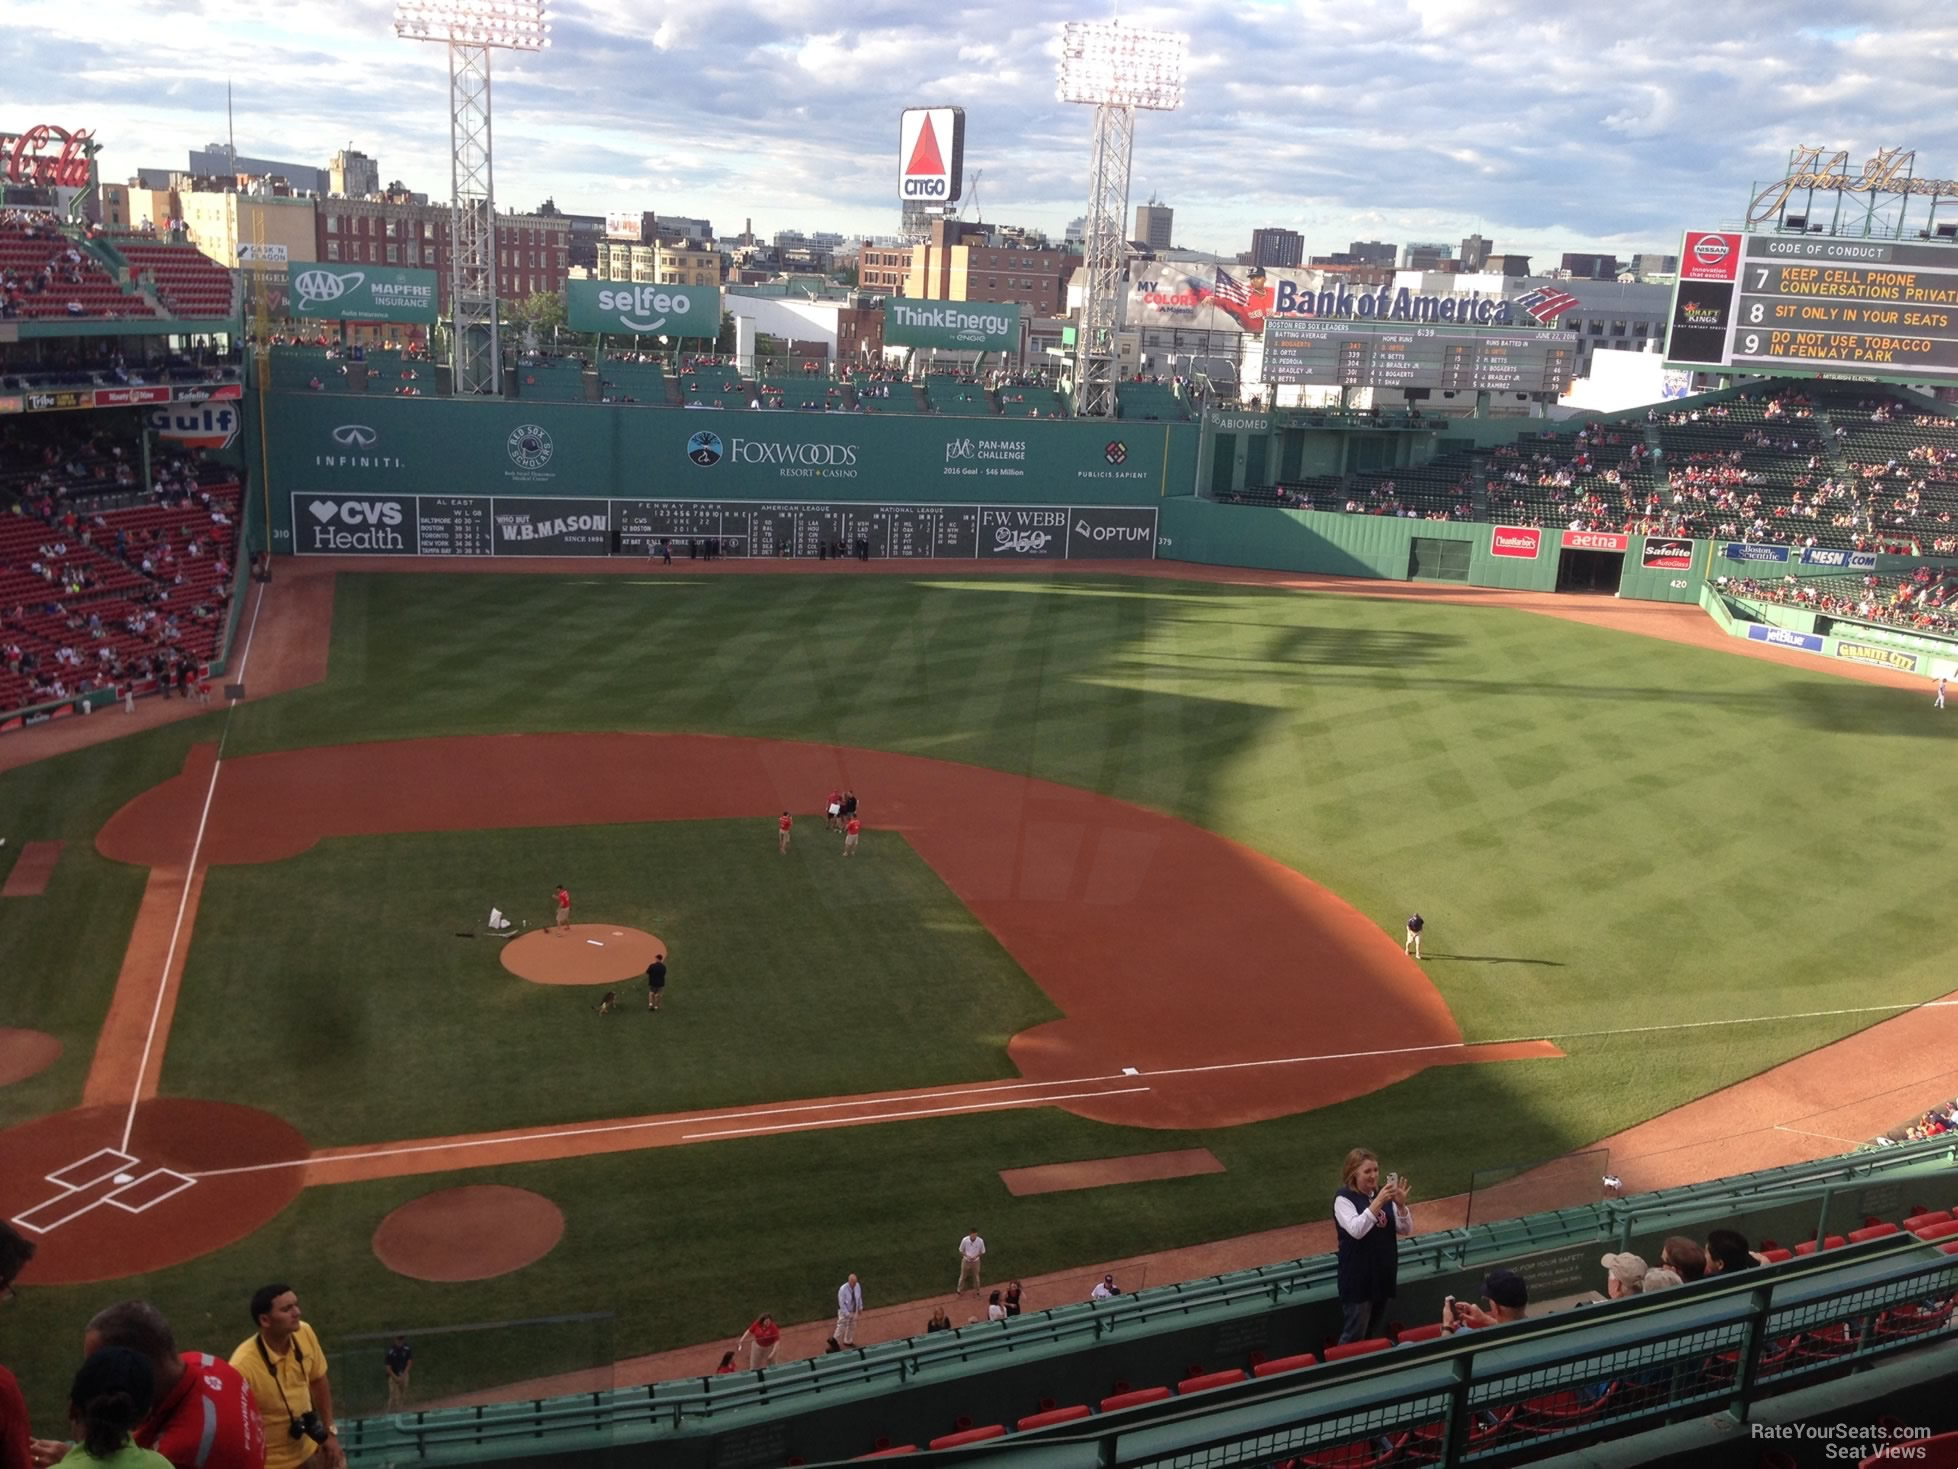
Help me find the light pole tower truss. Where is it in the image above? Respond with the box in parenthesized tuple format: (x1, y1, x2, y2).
(1058, 20, 1185, 419)
(396, 0, 550, 396)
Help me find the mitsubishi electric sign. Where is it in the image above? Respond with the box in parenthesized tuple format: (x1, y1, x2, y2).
(898, 106, 965, 202)
(290, 266, 438, 325)
(884, 300, 1020, 352)
(566, 280, 723, 339)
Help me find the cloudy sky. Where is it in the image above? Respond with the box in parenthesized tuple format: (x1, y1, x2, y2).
(9, 0, 1956, 260)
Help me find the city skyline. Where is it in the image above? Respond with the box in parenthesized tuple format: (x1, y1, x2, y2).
(8, 0, 1956, 261)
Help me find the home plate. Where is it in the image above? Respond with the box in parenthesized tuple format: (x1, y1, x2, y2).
(113, 1173, 135, 1185)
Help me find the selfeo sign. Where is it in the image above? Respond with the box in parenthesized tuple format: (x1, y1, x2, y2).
(566, 279, 723, 339)
(898, 106, 965, 202)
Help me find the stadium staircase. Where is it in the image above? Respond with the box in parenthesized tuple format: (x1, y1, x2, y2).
(0, 217, 155, 320)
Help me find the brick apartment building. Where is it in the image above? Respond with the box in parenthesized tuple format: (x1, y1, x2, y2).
(316, 197, 570, 307)
(904, 220, 1074, 314)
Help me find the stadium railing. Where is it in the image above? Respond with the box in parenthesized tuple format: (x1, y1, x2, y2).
(339, 1137, 1958, 1466)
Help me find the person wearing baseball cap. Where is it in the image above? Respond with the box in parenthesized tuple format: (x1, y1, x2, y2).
(1444, 1269, 1529, 1332)
(1599, 1252, 1649, 1299)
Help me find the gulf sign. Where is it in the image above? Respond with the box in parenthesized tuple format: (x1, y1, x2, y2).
(147, 401, 240, 451)
(1489, 525, 1543, 559)
(898, 106, 965, 202)
(1681, 230, 1742, 282)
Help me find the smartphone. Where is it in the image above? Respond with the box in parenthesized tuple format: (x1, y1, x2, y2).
(1386, 1172, 1400, 1189)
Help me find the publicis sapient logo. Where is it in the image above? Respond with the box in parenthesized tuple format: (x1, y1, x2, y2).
(687, 432, 859, 478)
(294, 268, 361, 308)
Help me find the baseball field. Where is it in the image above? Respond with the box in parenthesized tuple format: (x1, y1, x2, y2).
(1, 558, 1953, 1417)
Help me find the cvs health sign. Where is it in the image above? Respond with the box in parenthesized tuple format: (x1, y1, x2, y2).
(898, 107, 965, 202)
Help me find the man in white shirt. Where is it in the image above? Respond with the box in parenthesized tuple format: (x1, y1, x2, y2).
(956, 1229, 986, 1295)
(1089, 1274, 1120, 1301)
(834, 1274, 863, 1346)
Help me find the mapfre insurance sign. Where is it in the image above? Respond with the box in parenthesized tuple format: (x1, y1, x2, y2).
(898, 107, 965, 202)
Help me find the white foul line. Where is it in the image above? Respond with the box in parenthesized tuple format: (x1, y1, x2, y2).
(680, 1087, 1151, 1141)
(189, 1073, 1139, 1178)
(121, 755, 223, 1152)
(228, 575, 269, 694)
(184, 997, 1958, 1179)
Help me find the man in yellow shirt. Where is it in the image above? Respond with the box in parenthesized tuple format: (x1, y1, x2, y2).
(229, 1285, 342, 1469)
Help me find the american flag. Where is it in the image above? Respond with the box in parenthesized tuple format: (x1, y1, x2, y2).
(1513, 286, 1581, 325)
(1212, 267, 1249, 306)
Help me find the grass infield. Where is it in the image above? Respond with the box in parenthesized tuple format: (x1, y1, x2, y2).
(2, 569, 1954, 1417)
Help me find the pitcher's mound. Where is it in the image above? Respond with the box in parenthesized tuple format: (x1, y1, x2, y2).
(501, 925, 666, 985)
(373, 1185, 565, 1281)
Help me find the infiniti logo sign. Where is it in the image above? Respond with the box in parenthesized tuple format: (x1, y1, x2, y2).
(316, 422, 402, 471)
(332, 424, 378, 447)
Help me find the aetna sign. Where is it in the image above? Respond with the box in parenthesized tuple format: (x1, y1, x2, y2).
(898, 106, 965, 201)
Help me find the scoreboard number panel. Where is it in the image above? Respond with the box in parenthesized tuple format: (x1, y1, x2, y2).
(1262, 320, 1578, 393)
(1666, 229, 1958, 383)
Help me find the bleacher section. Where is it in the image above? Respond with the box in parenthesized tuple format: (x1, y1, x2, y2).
(753, 375, 845, 412)
(1, 214, 153, 320)
(269, 346, 435, 396)
(513, 358, 586, 402)
(0, 480, 242, 711)
(923, 374, 996, 416)
(996, 386, 1065, 419)
(337, 1139, 1958, 1468)
(852, 374, 927, 414)
(596, 362, 668, 405)
(678, 372, 752, 410)
(1115, 380, 1188, 421)
(109, 236, 237, 317)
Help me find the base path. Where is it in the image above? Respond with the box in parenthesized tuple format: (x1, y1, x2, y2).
(100, 731, 1548, 1131)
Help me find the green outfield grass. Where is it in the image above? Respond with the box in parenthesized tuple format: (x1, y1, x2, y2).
(162, 821, 1057, 1143)
(2, 568, 1955, 1420)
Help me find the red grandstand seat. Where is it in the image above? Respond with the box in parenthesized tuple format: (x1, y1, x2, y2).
(928, 1425, 1005, 1451)
(1176, 1369, 1245, 1395)
(1760, 1246, 1794, 1263)
(1916, 1219, 1958, 1242)
(1016, 1405, 1091, 1431)
(1903, 1211, 1953, 1233)
(1863, 1431, 1958, 1468)
(1517, 1383, 1615, 1434)
(1793, 1234, 1847, 1255)
(1393, 1322, 1448, 1345)
(1875, 1292, 1956, 1341)
(1252, 1352, 1318, 1377)
(1299, 1436, 1408, 1468)
(1941, 1241, 1958, 1256)
(853, 1446, 917, 1458)
(1098, 1387, 1171, 1413)
(1848, 1223, 1901, 1244)
(1322, 1338, 1392, 1362)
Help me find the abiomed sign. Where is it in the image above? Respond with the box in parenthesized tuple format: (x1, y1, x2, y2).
(884, 300, 1020, 352)
(290, 266, 438, 325)
(566, 280, 723, 339)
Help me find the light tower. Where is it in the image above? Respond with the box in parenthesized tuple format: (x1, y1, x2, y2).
(1058, 19, 1184, 419)
(395, 0, 551, 396)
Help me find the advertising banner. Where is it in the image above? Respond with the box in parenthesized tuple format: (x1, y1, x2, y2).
(884, 300, 1020, 352)
(1489, 525, 1543, 559)
(1641, 536, 1695, 570)
(1561, 530, 1629, 553)
(490, 497, 612, 556)
(0, 395, 22, 415)
(92, 386, 170, 408)
(293, 492, 419, 554)
(898, 107, 965, 204)
(1721, 541, 1793, 563)
(1128, 260, 1527, 337)
(25, 389, 90, 412)
(1680, 231, 1742, 282)
(290, 265, 439, 325)
(149, 401, 243, 451)
(1834, 640, 1919, 673)
(1065, 506, 1160, 558)
(566, 280, 722, 339)
(1799, 547, 1877, 570)
(1745, 624, 1826, 653)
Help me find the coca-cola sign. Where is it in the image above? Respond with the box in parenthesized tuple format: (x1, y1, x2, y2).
(1, 125, 96, 189)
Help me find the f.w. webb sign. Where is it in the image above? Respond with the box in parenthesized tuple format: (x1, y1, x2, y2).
(884, 300, 1020, 353)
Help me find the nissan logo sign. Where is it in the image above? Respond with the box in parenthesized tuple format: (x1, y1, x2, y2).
(295, 269, 360, 305)
(1692, 236, 1731, 267)
(331, 424, 378, 447)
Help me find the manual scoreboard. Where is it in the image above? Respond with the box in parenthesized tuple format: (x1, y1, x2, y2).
(1261, 319, 1578, 393)
(1664, 228, 1958, 383)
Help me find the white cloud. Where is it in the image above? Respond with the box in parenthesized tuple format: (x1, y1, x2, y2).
(6, 0, 1954, 261)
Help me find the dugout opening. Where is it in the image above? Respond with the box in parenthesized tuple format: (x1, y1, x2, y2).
(1556, 547, 1623, 593)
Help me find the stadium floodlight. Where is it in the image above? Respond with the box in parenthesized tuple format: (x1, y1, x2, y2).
(1059, 19, 1185, 418)
(395, 0, 552, 397)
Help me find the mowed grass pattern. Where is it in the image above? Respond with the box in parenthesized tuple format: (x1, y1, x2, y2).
(163, 821, 1057, 1143)
(3, 568, 1956, 1416)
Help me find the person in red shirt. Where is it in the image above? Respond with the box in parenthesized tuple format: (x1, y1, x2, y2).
(777, 811, 793, 855)
(553, 885, 571, 933)
(32, 1300, 266, 1469)
(843, 816, 862, 857)
(2, 1222, 36, 1469)
(825, 789, 842, 831)
(734, 1316, 781, 1370)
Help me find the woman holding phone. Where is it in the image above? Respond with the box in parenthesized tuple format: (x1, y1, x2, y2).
(1333, 1147, 1414, 1343)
